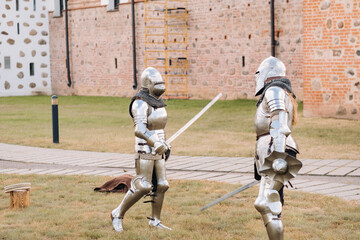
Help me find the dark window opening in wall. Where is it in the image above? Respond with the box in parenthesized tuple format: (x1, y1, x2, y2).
(17, 23, 20, 34)
(33, 0, 36, 11)
(115, 58, 118, 68)
(242, 56, 245, 67)
(30, 63, 35, 76)
(16, 0, 19, 11)
(115, 0, 119, 10)
(4, 56, 11, 69)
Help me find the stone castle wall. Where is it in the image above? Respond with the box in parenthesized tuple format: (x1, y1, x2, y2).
(303, 0, 360, 119)
(0, 0, 51, 96)
(49, 0, 303, 100)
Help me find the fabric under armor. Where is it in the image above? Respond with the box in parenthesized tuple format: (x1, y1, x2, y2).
(129, 90, 167, 118)
(256, 78, 296, 107)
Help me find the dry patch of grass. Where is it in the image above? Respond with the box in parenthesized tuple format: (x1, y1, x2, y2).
(0, 96, 359, 159)
(0, 174, 359, 240)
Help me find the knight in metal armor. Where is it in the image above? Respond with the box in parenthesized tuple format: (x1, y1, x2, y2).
(111, 67, 172, 232)
(253, 56, 302, 240)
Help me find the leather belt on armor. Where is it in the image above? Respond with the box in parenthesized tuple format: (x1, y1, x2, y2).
(135, 153, 163, 160)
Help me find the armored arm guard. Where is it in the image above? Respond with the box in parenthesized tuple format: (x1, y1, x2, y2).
(266, 86, 291, 153)
(132, 100, 168, 154)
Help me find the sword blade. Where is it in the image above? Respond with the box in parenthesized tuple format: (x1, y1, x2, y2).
(200, 180, 259, 211)
(166, 93, 222, 145)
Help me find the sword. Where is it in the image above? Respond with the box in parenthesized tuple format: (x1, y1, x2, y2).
(200, 180, 259, 211)
(166, 93, 222, 145)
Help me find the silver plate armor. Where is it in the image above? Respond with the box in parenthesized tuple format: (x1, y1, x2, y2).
(254, 58, 301, 240)
(255, 86, 299, 154)
(111, 68, 171, 232)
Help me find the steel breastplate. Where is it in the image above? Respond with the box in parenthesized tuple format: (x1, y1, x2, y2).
(135, 106, 167, 154)
(147, 107, 167, 131)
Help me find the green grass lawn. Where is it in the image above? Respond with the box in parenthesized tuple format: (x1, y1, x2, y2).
(0, 174, 359, 240)
(0, 96, 359, 159)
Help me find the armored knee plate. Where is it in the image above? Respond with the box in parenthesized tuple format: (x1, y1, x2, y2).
(131, 176, 153, 194)
(255, 189, 283, 240)
(255, 190, 282, 221)
(156, 180, 169, 193)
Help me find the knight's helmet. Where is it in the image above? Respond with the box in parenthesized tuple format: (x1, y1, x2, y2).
(254, 56, 286, 96)
(141, 67, 166, 99)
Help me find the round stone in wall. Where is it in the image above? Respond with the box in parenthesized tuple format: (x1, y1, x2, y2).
(41, 51, 47, 56)
(36, 22, 43, 27)
(23, 22, 29, 27)
(5, 81, 10, 90)
(40, 63, 48, 68)
(345, 68, 356, 77)
(41, 31, 48, 36)
(1, 31, 9, 35)
(326, 18, 332, 29)
(336, 106, 347, 116)
(319, 0, 331, 10)
(30, 15, 35, 18)
(311, 78, 322, 91)
(29, 29, 37, 36)
(7, 21, 14, 26)
(32, 50, 36, 57)
(337, 21, 344, 29)
(24, 38, 31, 44)
(323, 93, 331, 102)
(333, 36, 340, 45)
(20, 51, 25, 57)
(29, 83, 36, 88)
(349, 35, 357, 45)
(42, 81, 48, 87)
(228, 68, 236, 75)
(331, 75, 339, 82)
(38, 39, 46, 45)
(16, 62, 23, 68)
(353, 19, 360, 28)
(5, 4, 10, 10)
(18, 84, 24, 89)
(7, 39, 15, 45)
(41, 73, 48, 78)
(17, 72, 24, 79)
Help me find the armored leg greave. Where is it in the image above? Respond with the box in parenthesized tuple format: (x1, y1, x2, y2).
(112, 159, 154, 219)
(254, 177, 284, 240)
(151, 159, 169, 220)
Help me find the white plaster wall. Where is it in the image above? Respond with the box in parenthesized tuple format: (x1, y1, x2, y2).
(0, 0, 52, 96)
